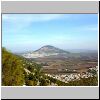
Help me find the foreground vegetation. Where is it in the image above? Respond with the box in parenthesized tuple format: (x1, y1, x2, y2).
(2, 48, 98, 86)
(2, 48, 24, 86)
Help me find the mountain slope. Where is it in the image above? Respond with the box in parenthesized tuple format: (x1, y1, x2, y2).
(34, 45, 70, 54)
(22, 45, 70, 58)
(2, 48, 24, 86)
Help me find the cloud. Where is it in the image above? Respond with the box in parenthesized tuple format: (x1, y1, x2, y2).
(2, 14, 98, 52)
(70, 24, 98, 33)
(87, 27, 98, 31)
(2, 14, 65, 23)
(2, 14, 66, 33)
(83, 25, 98, 32)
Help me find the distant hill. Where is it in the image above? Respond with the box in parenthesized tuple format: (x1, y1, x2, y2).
(34, 45, 70, 54)
(20, 45, 98, 59)
(22, 45, 70, 58)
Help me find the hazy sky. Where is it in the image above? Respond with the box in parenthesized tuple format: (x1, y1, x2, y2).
(2, 14, 98, 53)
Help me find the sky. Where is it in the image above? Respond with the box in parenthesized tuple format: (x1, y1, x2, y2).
(2, 14, 98, 53)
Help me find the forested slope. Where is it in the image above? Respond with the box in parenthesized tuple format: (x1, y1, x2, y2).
(2, 48, 24, 86)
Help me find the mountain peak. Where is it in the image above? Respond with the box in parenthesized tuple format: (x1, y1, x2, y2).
(39, 45, 56, 49)
(34, 45, 70, 54)
(43, 45, 54, 47)
(22, 45, 70, 58)
(39, 45, 57, 49)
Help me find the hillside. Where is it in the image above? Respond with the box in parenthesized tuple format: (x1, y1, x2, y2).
(2, 48, 24, 86)
(2, 48, 98, 86)
(34, 45, 70, 54)
(22, 45, 70, 58)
